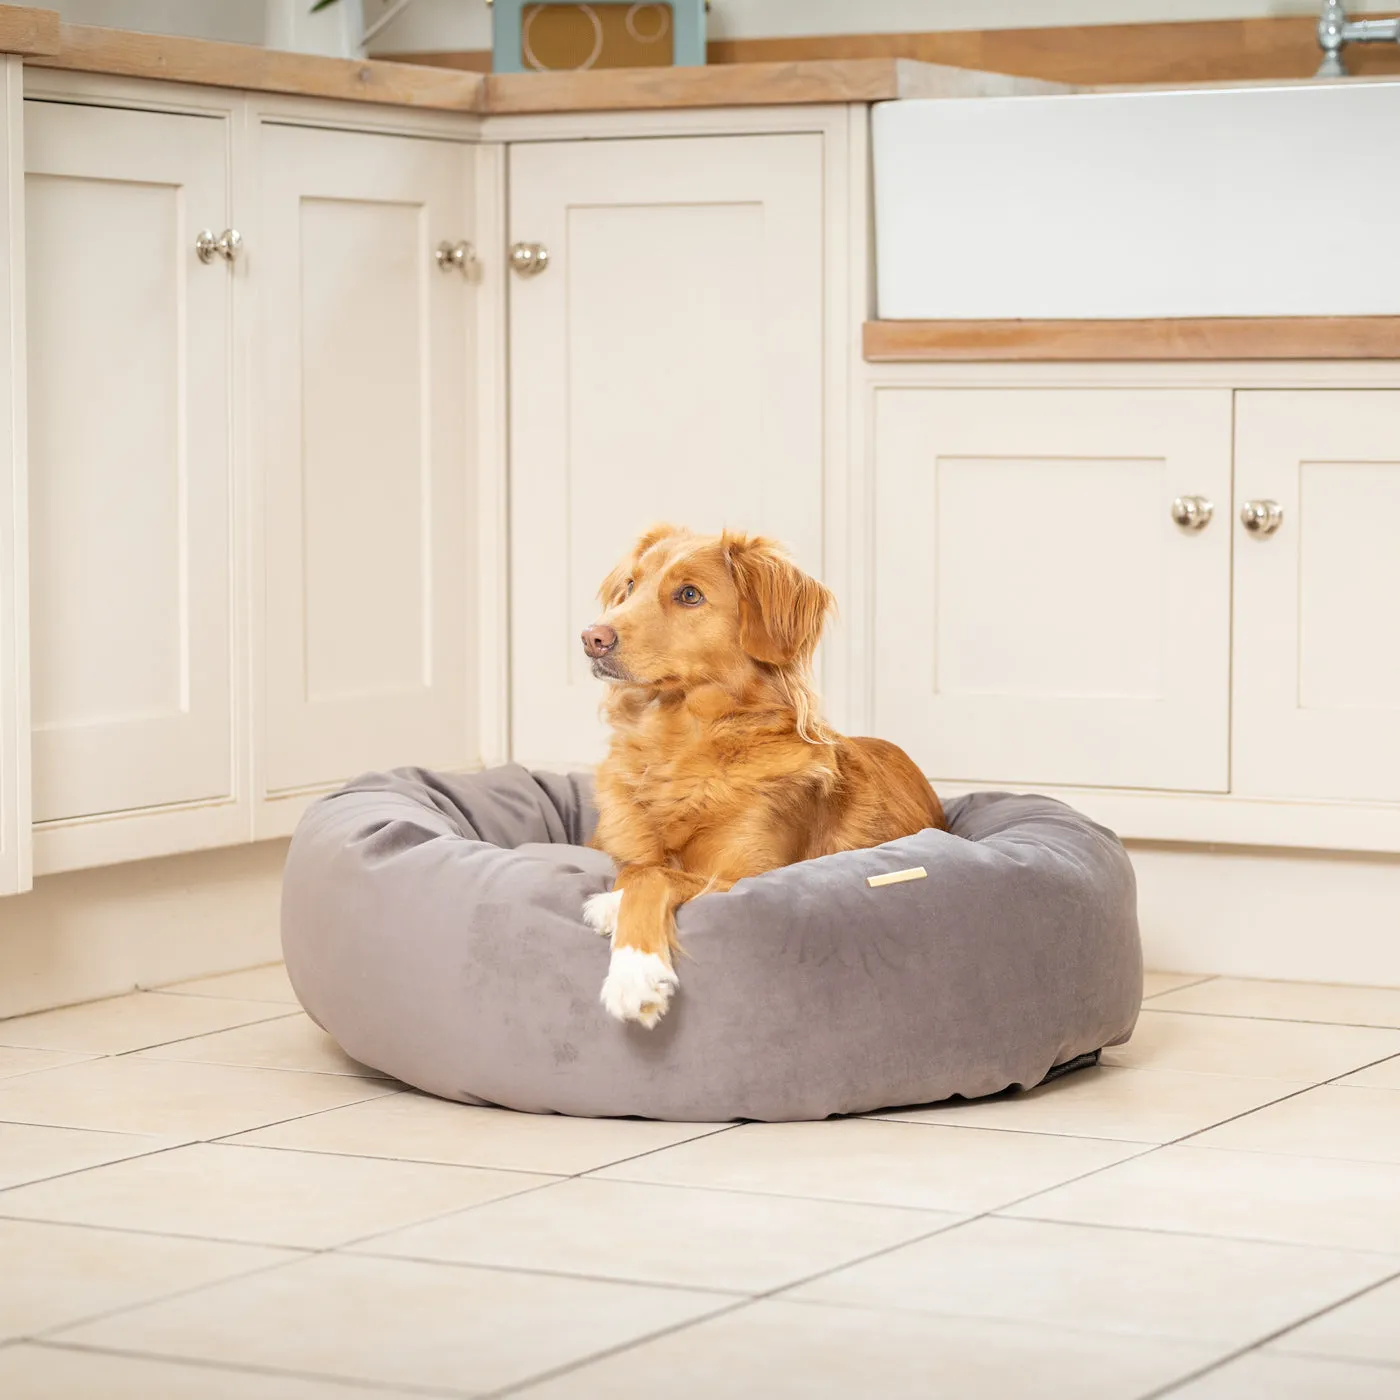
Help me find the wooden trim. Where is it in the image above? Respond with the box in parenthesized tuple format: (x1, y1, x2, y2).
(0, 4, 57, 58)
(27, 23, 486, 110)
(21, 28, 1050, 114)
(706, 15, 1400, 85)
(480, 58, 1056, 115)
(864, 318, 1400, 363)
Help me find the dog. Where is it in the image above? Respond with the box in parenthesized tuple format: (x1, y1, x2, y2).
(580, 524, 945, 1028)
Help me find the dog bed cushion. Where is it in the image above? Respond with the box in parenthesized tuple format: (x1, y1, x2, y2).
(281, 765, 1141, 1122)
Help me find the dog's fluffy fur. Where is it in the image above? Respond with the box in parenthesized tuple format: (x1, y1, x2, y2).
(583, 525, 945, 1027)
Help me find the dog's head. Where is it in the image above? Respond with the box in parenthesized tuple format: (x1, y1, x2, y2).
(581, 525, 833, 692)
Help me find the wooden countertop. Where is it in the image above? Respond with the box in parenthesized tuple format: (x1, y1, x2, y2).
(3, 7, 1064, 113)
(863, 318, 1400, 362)
(481, 58, 1063, 114)
(0, 3, 57, 56)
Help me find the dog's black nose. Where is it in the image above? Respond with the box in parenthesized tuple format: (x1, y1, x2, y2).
(581, 625, 618, 658)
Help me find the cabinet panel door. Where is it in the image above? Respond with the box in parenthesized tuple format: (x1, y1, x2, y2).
(25, 101, 233, 823)
(507, 134, 824, 769)
(1234, 390, 1400, 802)
(873, 388, 1232, 791)
(259, 124, 474, 795)
(0, 59, 28, 893)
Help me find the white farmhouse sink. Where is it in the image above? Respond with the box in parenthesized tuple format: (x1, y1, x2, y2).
(873, 82, 1400, 320)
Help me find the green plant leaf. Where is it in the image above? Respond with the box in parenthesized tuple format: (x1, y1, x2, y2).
(309, 0, 340, 12)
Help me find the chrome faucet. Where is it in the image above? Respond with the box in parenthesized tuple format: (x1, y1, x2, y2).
(1317, 0, 1400, 76)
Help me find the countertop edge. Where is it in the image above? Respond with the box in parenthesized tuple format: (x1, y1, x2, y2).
(1, 13, 1067, 114)
(863, 317, 1400, 362)
(0, 3, 58, 57)
(23, 22, 487, 110)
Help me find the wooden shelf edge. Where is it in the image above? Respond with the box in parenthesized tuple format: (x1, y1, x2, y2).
(0, 4, 58, 57)
(863, 317, 1400, 363)
(26, 22, 486, 110)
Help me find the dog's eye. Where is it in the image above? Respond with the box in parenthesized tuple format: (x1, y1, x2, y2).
(624, 579, 635, 598)
(676, 585, 704, 607)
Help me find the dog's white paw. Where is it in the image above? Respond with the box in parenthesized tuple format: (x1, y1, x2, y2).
(582, 888, 623, 937)
(600, 947, 678, 1029)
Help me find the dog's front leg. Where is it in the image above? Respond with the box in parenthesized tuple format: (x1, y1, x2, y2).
(599, 866, 725, 1029)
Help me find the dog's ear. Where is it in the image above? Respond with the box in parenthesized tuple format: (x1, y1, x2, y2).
(724, 534, 834, 667)
(596, 523, 683, 605)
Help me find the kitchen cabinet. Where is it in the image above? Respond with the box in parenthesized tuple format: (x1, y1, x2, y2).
(1233, 389, 1400, 803)
(871, 386, 1234, 792)
(505, 132, 826, 769)
(24, 99, 237, 833)
(257, 121, 477, 799)
(0, 57, 28, 894)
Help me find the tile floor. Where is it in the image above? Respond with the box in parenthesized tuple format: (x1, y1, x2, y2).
(0, 965, 1398, 1398)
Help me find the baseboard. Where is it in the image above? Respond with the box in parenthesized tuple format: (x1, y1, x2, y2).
(0, 839, 289, 1018)
(1130, 842, 1400, 988)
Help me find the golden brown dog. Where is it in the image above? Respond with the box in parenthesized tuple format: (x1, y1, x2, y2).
(581, 524, 945, 1027)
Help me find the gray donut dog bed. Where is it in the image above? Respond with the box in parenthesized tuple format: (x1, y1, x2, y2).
(281, 765, 1141, 1123)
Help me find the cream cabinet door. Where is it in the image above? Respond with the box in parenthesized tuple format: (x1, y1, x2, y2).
(873, 388, 1233, 791)
(1234, 390, 1400, 802)
(0, 59, 29, 893)
(507, 134, 825, 770)
(259, 123, 475, 797)
(25, 100, 235, 824)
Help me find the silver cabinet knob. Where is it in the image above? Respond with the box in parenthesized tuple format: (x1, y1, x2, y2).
(1240, 499, 1284, 536)
(195, 228, 242, 265)
(435, 239, 479, 279)
(509, 242, 549, 277)
(1171, 495, 1213, 531)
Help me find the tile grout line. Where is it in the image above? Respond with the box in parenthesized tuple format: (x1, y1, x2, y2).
(470, 1110, 1400, 1399)
(1133, 1006, 1400, 1031)
(26, 1247, 317, 1355)
(1141, 1260, 1400, 1399)
(0, 1006, 302, 1058)
(482, 1295, 754, 1400)
(475, 1132, 1201, 1398)
(28, 1337, 472, 1398)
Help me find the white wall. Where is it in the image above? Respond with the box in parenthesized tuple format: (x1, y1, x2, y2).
(365, 0, 1390, 54)
(48, 1, 1393, 52)
(53, 0, 266, 44)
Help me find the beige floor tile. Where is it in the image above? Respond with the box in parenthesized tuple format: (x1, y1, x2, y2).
(228, 1091, 730, 1175)
(1144, 971, 1214, 999)
(0, 1057, 395, 1139)
(56, 1251, 730, 1395)
(136, 1014, 390, 1080)
(1002, 1143, 1400, 1254)
(0, 1217, 292, 1343)
(880, 1065, 1308, 1143)
(353, 1176, 957, 1294)
(1337, 1054, 1400, 1090)
(592, 1118, 1145, 1212)
(0, 1123, 180, 1192)
(0, 1047, 91, 1082)
(1171, 1352, 1400, 1400)
(153, 964, 300, 1005)
(1271, 1272, 1400, 1367)
(1102, 1010, 1400, 1081)
(0, 993, 294, 1055)
(510, 1298, 1219, 1400)
(1193, 1085, 1400, 1164)
(787, 1216, 1395, 1347)
(0, 1141, 555, 1250)
(0, 1344, 433, 1400)
(1148, 978, 1400, 1028)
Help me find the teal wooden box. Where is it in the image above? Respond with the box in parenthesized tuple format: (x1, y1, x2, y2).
(491, 1, 706, 74)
